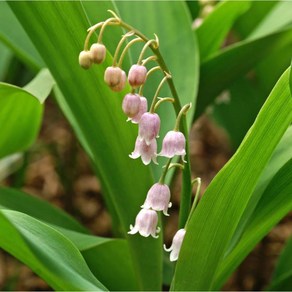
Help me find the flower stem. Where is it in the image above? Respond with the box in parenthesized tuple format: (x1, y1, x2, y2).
(174, 103, 192, 131)
(185, 178, 201, 228)
(112, 31, 134, 66)
(118, 37, 143, 67)
(117, 14, 193, 229)
(159, 159, 172, 184)
(154, 97, 174, 112)
(138, 66, 161, 96)
(137, 38, 158, 65)
(149, 74, 170, 113)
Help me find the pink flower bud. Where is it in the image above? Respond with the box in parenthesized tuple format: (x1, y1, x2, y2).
(142, 183, 172, 216)
(122, 94, 141, 118)
(159, 130, 186, 162)
(78, 50, 92, 69)
(128, 65, 147, 88)
(129, 137, 157, 165)
(104, 66, 126, 91)
(164, 228, 186, 261)
(112, 70, 126, 92)
(138, 113, 160, 145)
(128, 209, 160, 238)
(90, 43, 106, 64)
(129, 96, 148, 124)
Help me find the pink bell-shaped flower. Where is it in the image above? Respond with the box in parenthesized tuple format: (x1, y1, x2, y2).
(128, 209, 160, 238)
(104, 66, 126, 91)
(128, 64, 147, 88)
(138, 112, 160, 145)
(159, 130, 186, 162)
(164, 228, 186, 261)
(141, 183, 172, 216)
(128, 96, 148, 124)
(122, 94, 141, 118)
(129, 137, 157, 165)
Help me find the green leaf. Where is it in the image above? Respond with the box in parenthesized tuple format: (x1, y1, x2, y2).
(0, 209, 107, 291)
(51, 227, 139, 291)
(213, 127, 292, 289)
(186, 0, 200, 20)
(196, 0, 251, 62)
(0, 42, 12, 81)
(23, 68, 55, 104)
(0, 153, 22, 181)
(172, 68, 292, 290)
(0, 186, 88, 233)
(0, 1, 44, 70)
(268, 236, 292, 290)
(0, 82, 43, 158)
(247, 1, 292, 41)
(196, 27, 292, 119)
(8, 2, 160, 290)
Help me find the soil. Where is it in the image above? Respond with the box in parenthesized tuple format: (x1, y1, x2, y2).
(1, 98, 291, 291)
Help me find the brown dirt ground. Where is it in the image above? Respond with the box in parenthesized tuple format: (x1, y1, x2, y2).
(0, 99, 291, 291)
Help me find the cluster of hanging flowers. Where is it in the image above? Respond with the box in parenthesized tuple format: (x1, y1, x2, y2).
(79, 10, 201, 262)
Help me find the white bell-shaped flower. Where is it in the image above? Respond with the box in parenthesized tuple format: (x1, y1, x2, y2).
(128, 209, 160, 238)
(164, 228, 186, 262)
(128, 64, 147, 88)
(142, 183, 172, 216)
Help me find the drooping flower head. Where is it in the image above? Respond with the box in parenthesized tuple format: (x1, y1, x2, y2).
(142, 183, 172, 216)
(90, 43, 106, 64)
(128, 64, 147, 88)
(129, 137, 157, 165)
(159, 130, 186, 162)
(104, 66, 126, 91)
(138, 112, 160, 145)
(129, 96, 148, 124)
(122, 94, 141, 118)
(79, 50, 92, 69)
(164, 228, 186, 261)
(128, 209, 160, 238)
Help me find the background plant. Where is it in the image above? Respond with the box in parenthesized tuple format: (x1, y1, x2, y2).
(0, 0, 292, 291)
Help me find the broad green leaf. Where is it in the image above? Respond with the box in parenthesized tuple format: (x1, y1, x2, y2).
(0, 153, 22, 181)
(9, 2, 160, 290)
(0, 82, 43, 158)
(0, 42, 12, 81)
(247, 1, 292, 41)
(51, 226, 139, 291)
(214, 158, 292, 289)
(0, 209, 107, 291)
(233, 1, 277, 38)
(196, 27, 292, 119)
(172, 68, 292, 290)
(24, 68, 55, 104)
(0, 186, 88, 233)
(211, 77, 264, 148)
(0, 2, 43, 69)
(268, 236, 292, 290)
(196, 0, 251, 61)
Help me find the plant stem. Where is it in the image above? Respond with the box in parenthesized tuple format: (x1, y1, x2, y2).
(119, 18, 193, 228)
(159, 159, 172, 184)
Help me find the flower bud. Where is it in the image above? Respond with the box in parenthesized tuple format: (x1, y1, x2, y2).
(138, 113, 160, 145)
(122, 94, 141, 118)
(129, 137, 157, 165)
(79, 50, 92, 69)
(111, 70, 126, 92)
(128, 65, 147, 88)
(164, 228, 186, 261)
(128, 209, 160, 238)
(159, 130, 186, 162)
(90, 43, 106, 64)
(104, 66, 126, 89)
(129, 96, 148, 124)
(142, 183, 172, 216)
